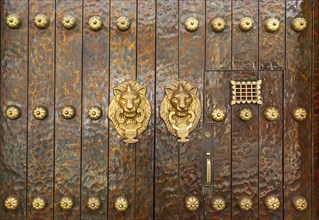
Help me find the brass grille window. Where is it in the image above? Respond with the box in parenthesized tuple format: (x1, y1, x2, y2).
(230, 80, 262, 105)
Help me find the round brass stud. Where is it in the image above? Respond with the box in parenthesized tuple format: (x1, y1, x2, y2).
(293, 196, 308, 211)
(263, 107, 280, 122)
(6, 14, 22, 29)
(264, 18, 280, 33)
(32, 106, 48, 120)
(116, 16, 130, 31)
(265, 195, 280, 211)
(212, 197, 226, 211)
(204, 131, 211, 138)
(33, 14, 50, 29)
(87, 197, 101, 211)
(184, 17, 199, 32)
(211, 18, 226, 33)
(239, 17, 254, 32)
(4, 196, 19, 210)
(239, 197, 253, 211)
(62, 15, 77, 30)
(88, 106, 103, 120)
(291, 17, 307, 32)
(239, 108, 253, 122)
(114, 196, 128, 212)
(185, 196, 200, 212)
(211, 108, 226, 122)
(89, 16, 103, 31)
(32, 197, 46, 211)
(61, 106, 76, 119)
(292, 107, 307, 122)
(60, 196, 74, 210)
(5, 105, 22, 120)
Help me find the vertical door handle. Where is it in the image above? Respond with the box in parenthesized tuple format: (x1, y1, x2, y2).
(206, 152, 212, 185)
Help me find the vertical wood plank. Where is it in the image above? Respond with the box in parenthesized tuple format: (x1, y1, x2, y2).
(179, 0, 205, 219)
(259, 0, 285, 70)
(28, 1, 55, 219)
(155, 0, 179, 219)
(108, 0, 136, 219)
(136, 0, 155, 219)
(259, 71, 283, 219)
(55, 0, 82, 218)
(284, 0, 312, 219)
(81, 0, 109, 219)
(0, 1, 28, 219)
(231, 72, 259, 219)
(232, 0, 258, 70)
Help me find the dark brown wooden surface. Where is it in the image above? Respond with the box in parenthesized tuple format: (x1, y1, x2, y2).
(284, 0, 312, 219)
(55, 0, 82, 219)
(0, 0, 29, 219)
(81, 1, 109, 219)
(108, 1, 136, 219)
(28, 0, 55, 219)
(136, 0, 155, 219)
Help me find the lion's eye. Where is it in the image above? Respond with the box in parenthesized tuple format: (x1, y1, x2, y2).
(172, 97, 179, 103)
(121, 98, 126, 103)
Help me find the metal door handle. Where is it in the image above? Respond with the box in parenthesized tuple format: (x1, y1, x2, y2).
(206, 153, 211, 185)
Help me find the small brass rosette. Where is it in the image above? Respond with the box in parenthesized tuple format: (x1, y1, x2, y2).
(263, 107, 280, 122)
(61, 106, 76, 119)
(293, 196, 308, 212)
(239, 197, 253, 211)
(211, 18, 226, 33)
(291, 17, 307, 32)
(4, 196, 19, 210)
(116, 16, 130, 31)
(33, 106, 49, 120)
(89, 16, 103, 31)
(239, 17, 254, 32)
(5, 105, 22, 120)
(60, 196, 74, 210)
(6, 14, 22, 29)
(62, 15, 77, 30)
(32, 197, 46, 211)
(184, 17, 199, 32)
(88, 106, 103, 120)
(114, 196, 128, 212)
(185, 196, 200, 212)
(211, 108, 226, 122)
(239, 108, 253, 122)
(212, 197, 226, 211)
(292, 107, 307, 122)
(34, 14, 50, 29)
(87, 197, 101, 211)
(265, 195, 280, 211)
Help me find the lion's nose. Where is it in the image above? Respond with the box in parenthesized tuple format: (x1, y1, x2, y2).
(179, 100, 186, 109)
(126, 101, 133, 110)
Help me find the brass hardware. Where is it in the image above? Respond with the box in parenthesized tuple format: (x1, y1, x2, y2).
(88, 106, 103, 120)
(89, 16, 103, 31)
(206, 153, 211, 185)
(293, 196, 308, 211)
(230, 80, 262, 105)
(60, 196, 74, 210)
(239, 197, 253, 211)
(4, 196, 19, 210)
(185, 196, 200, 212)
(114, 197, 128, 212)
(264, 195, 280, 211)
(61, 106, 76, 119)
(264, 18, 280, 33)
(291, 17, 307, 32)
(239, 108, 253, 122)
(211, 108, 226, 122)
(184, 17, 199, 32)
(204, 131, 211, 138)
(6, 14, 22, 29)
(5, 105, 22, 120)
(32, 106, 48, 120)
(212, 197, 226, 211)
(116, 16, 130, 31)
(32, 197, 46, 211)
(160, 80, 201, 143)
(211, 18, 226, 33)
(33, 14, 50, 29)
(87, 197, 101, 211)
(239, 17, 254, 32)
(292, 107, 307, 122)
(263, 107, 280, 122)
(62, 15, 77, 30)
(108, 80, 151, 144)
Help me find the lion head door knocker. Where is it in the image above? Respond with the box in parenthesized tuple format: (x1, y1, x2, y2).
(108, 80, 151, 144)
(160, 80, 201, 143)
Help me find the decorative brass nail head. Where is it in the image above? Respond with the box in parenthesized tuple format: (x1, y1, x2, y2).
(5, 105, 22, 120)
(32, 106, 48, 120)
(239, 197, 253, 211)
(239, 108, 253, 122)
(4, 196, 19, 210)
(211, 108, 226, 122)
(263, 107, 280, 122)
(292, 107, 307, 122)
(185, 17, 199, 32)
(185, 196, 200, 212)
(264, 18, 280, 33)
(88, 106, 103, 120)
(60, 196, 74, 210)
(212, 197, 226, 211)
(265, 195, 280, 211)
(89, 16, 103, 31)
(116, 16, 130, 31)
(61, 106, 76, 119)
(34, 14, 50, 29)
(32, 197, 46, 211)
(6, 14, 22, 29)
(291, 17, 307, 32)
(62, 15, 77, 30)
(87, 197, 101, 211)
(293, 196, 308, 211)
(211, 18, 226, 32)
(114, 197, 128, 212)
(239, 17, 254, 32)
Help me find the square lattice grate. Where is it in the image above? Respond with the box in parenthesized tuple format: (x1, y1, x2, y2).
(230, 80, 262, 105)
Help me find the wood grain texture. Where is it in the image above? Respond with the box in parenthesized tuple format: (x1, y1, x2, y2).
(259, 71, 283, 219)
(284, 0, 312, 219)
(0, 1, 28, 219)
(108, 0, 136, 219)
(155, 0, 179, 219)
(231, 72, 259, 219)
(204, 71, 232, 220)
(232, 0, 258, 70)
(81, 1, 109, 219)
(206, 0, 231, 70)
(28, 1, 55, 219)
(259, 0, 285, 70)
(178, 1, 205, 219)
(55, 0, 82, 219)
(136, 0, 155, 219)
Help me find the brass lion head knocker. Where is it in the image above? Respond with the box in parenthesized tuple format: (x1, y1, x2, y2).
(108, 80, 151, 143)
(160, 80, 201, 142)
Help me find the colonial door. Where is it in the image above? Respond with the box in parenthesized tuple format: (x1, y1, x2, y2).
(1, 0, 319, 219)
